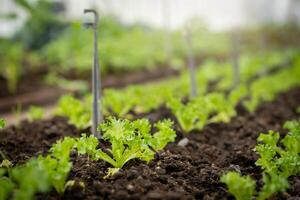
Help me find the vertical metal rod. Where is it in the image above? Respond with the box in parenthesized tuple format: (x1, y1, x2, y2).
(184, 27, 197, 97)
(83, 9, 102, 138)
(231, 29, 240, 89)
(162, 0, 172, 64)
(259, 33, 267, 76)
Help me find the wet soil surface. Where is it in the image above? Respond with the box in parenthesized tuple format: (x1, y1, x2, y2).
(1, 88, 300, 200)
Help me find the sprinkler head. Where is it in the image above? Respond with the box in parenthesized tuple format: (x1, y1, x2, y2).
(83, 9, 98, 29)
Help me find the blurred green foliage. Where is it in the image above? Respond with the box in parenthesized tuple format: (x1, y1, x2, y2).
(13, 0, 66, 50)
(0, 3, 299, 96)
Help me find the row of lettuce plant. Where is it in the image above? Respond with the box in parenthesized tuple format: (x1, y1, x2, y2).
(171, 55, 300, 133)
(0, 118, 176, 199)
(1, 57, 299, 199)
(54, 49, 300, 131)
(101, 48, 298, 118)
(1, 52, 299, 200)
(2, 13, 297, 95)
(221, 119, 300, 200)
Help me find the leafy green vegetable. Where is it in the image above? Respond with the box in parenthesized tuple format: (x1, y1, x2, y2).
(12, 159, 50, 200)
(27, 106, 44, 121)
(167, 96, 208, 133)
(48, 118, 175, 178)
(220, 171, 256, 200)
(55, 95, 91, 129)
(95, 118, 175, 173)
(223, 120, 300, 200)
(0, 119, 5, 129)
(0, 159, 51, 200)
(0, 169, 14, 200)
(257, 173, 289, 200)
(150, 120, 176, 151)
(244, 62, 300, 112)
(0, 41, 23, 93)
(103, 89, 137, 117)
(167, 87, 247, 133)
(38, 137, 75, 194)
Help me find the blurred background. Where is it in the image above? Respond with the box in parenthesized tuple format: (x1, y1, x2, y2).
(0, 0, 299, 121)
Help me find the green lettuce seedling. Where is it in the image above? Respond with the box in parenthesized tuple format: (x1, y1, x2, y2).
(38, 137, 76, 194)
(220, 171, 256, 200)
(167, 87, 247, 133)
(0, 159, 51, 200)
(0, 119, 5, 129)
(167, 96, 209, 133)
(0, 168, 14, 200)
(223, 120, 300, 200)
(95, 118, 175, 176)
(12, 159, 50, 200)
(28, 106, 44, 121)
(257, 173, 289, 200)
(103, 89, 137, 117)
(55, 95, 91, 129)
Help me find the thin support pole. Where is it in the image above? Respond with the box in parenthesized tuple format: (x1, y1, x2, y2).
(231, 29, 240, 89)
(83, 9, 102, 138)
(184, 27, 197, 97)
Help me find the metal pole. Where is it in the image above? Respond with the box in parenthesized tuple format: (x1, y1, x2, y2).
(184, 27, 197, 97)
(231, 29, 240, 88)
(83, 9, 102, 138)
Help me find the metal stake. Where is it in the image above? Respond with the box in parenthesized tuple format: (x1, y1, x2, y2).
(83, 9, 102, 138)
(231, 29, 240, 89)
(184, 27, 197, 97)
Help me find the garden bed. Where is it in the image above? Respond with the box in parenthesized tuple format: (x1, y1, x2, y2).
(0, 66, 178, 114)
(1, 87, 299, 199)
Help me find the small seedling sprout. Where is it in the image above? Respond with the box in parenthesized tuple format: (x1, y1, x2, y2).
(83, 9, 102, 138)
(184, 25, 197, 97)
(231, 28, 241, 88)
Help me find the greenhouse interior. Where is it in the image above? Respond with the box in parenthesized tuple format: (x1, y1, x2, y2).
(0, 0, 300, 199)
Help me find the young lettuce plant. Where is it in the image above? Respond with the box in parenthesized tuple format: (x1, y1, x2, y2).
(0, 136, 80, 199)
(222, 120, 300, 200)
(208, 86, 247, 123)
(38, 137, 76, 194)
(167, 87, 247, 133)
(244, 65, 300, 113)
(11, 159, 51, 200)
(27, 106, 44, 121)
(220, 171, 256, 200)
(102, 89, 137, 117)
(0, 119, 5, 129)
(55, 95, 91, 129)
(76, 118, 176, 176)
(0, 159, 51, 200)
(0, 168, 13, 200)
(253, 121, 300, 200)
(99, 118, 176, 176)
(167, 96, 209, 133)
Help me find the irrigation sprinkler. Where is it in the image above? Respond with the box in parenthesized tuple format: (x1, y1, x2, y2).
(231, 29, 241, 89)
(184, 26, 197, 97)
(83, 9, 102, 138)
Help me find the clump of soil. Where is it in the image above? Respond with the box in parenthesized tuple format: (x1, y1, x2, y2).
(1, 88, 300, 200)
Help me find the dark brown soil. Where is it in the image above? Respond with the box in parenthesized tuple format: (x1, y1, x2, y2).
(1, 87, 300, 200)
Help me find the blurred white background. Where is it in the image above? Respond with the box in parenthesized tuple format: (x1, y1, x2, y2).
(1, 0, 299, 36)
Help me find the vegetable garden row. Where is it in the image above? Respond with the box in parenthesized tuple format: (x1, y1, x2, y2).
(1, 45, 300, 199)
